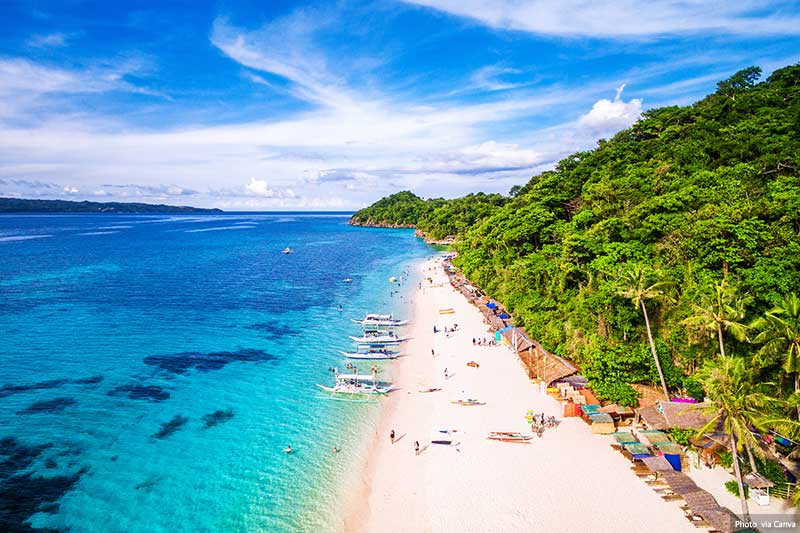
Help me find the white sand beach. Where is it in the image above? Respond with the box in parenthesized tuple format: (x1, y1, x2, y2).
(351, 257, 700, 533)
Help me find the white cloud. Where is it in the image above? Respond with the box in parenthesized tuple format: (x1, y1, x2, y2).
(244, 178, 296, 198)
(27, 32, 72, 48)
(62, 185, 79, 194)
(579, 85, 642, 132)
(402, 1, 800, 37)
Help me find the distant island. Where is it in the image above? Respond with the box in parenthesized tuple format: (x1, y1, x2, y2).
(0, 197, 223, 214)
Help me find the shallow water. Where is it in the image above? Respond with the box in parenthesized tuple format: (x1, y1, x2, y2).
(0, 213, 428, 532)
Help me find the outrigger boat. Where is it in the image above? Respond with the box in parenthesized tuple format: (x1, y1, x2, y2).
(487, 432, 532, 443)
(316, 369, 392, 396)
(351, 314, 409, 327)
(339, 350, 401, 360)
(348, 333, 410, 344)
(451, 399, 485, 406)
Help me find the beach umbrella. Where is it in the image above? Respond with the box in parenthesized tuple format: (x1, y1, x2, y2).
(498, 312, 511, 319)
(486, 302, 498, 310)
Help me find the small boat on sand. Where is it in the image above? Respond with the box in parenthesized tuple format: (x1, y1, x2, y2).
(487, 432, 532, 443)
(419, 388, 442, 393)
(451, 399, 485, 406)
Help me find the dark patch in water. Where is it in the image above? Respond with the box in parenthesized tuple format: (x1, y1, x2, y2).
(0, 379, 69, 399)
(144, 348, 275, 375)
(17, 397, 76, 415)
(0, 375, 104, 398)
(108, 384, 170, 402)
(74, 375, 103, 385)
(0, 467, 88, 530)
(244, 322, 296, 339)
(0, 437, 86, 532)
(44, 459, 57, 469)
(135, 474, 161, 491)
(110, 455, 118, 462)
(0, 437, 52, 479)
(152, 415, 189, 439)
(202, 409, 234, 429)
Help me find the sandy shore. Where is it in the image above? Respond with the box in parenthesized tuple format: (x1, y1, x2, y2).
(349, 257, 700, 533)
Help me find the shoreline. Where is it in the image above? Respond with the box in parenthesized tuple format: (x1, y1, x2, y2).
(347, 256, 701, 533)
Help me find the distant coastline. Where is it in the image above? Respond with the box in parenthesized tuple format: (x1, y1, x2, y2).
(0, 197, 223, 214)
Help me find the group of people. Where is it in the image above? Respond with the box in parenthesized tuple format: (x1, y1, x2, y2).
(472, 337, 497, 346)
(391, 429, 421, 456)
(530, 413, 558, 438)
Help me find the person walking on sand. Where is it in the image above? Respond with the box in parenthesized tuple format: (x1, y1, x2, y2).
(414, 441, 420, 456)
(431, 348, 435, 357)
(390, 429, 395, 444)
(444, 368, 448, 379)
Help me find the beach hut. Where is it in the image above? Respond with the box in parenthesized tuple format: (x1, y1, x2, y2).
(637, 401, 712, 431)
(588, 412, 615, 434)
(743, 472, 774, 506)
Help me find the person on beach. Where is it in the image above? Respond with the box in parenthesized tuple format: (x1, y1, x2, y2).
(414, 441, 420, 456)
(333, 447, 339, 454)
(444, 368, 448, 379)
(431, 348, 435, 357)
(390, 429, 395, 444)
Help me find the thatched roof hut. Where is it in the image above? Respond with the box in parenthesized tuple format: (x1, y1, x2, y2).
(502, 328, 578, 384)
(637, 401, 712, 431)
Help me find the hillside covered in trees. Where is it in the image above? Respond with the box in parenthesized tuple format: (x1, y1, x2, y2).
(350, 64, 800, 409)
(0, 197, 222, 213)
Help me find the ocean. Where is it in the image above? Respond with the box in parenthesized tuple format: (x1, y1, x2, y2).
(0, 213, 430, 532)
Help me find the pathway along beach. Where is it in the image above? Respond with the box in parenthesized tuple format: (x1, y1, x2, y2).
(349, 257, 699, 533)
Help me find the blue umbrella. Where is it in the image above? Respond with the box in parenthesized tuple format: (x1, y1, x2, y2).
(486, 302, 498, 310)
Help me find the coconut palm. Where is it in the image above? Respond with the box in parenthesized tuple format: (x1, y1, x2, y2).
(694, 355, 789, 520)
(682, 277, 751, 359)
(751, 293, 800, 419)
(617, 264, 673, 399)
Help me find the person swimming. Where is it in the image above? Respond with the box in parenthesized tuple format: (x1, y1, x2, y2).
(284, 445, 292, 454)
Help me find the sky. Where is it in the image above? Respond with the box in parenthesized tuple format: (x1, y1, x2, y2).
(0, 1, 799, 210)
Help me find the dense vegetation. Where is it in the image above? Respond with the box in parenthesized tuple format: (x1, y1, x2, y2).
(350, 191, 506, 240)
(353, 63, 800, 512)
(351, 64, 800, 402)
(0, 197, 221, 213)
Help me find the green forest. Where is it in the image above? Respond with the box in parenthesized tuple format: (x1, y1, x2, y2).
(351, 65, 800, 421)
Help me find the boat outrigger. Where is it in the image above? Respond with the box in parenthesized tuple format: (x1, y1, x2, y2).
(351, 314, 409, 327)
(316, 369, 392, 396)
(348, 333, 410, 344)
(487, 432, 532, 443)
(339, 349, 401, 360)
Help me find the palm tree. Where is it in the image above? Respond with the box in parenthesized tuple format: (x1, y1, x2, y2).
(617, 264, 673, 400)
(682, 277, 751, 359)
(751, 293, 800, 419)
(694, 355, 789, 520)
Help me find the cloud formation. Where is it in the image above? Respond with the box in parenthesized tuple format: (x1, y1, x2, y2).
(579, 84, 642, 133)
(403, 1, 800, 37)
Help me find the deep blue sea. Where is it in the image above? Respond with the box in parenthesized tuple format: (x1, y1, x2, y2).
(0, 213, 430, 532)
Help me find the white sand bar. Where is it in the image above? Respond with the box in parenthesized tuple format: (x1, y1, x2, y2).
(352, 257, 698, 533)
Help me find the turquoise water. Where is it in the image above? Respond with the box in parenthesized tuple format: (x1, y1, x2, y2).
(0, 213, 429, 532)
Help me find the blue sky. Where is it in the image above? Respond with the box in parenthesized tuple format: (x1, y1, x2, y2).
(0, 1, 799, 210)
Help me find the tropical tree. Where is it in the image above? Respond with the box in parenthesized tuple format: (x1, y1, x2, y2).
(751, 293, 800, 419)
(682, 277, 751, 359)
(694, 355, 789, 520)
(617, 264, 673, 399)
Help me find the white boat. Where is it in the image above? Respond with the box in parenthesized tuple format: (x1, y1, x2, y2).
(349, 334, 410, 344)
(351, 314, 409, 327)
(316, 369, 392, 396)
(339, 350, 401, 360)
(282, 247, 292, 254)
